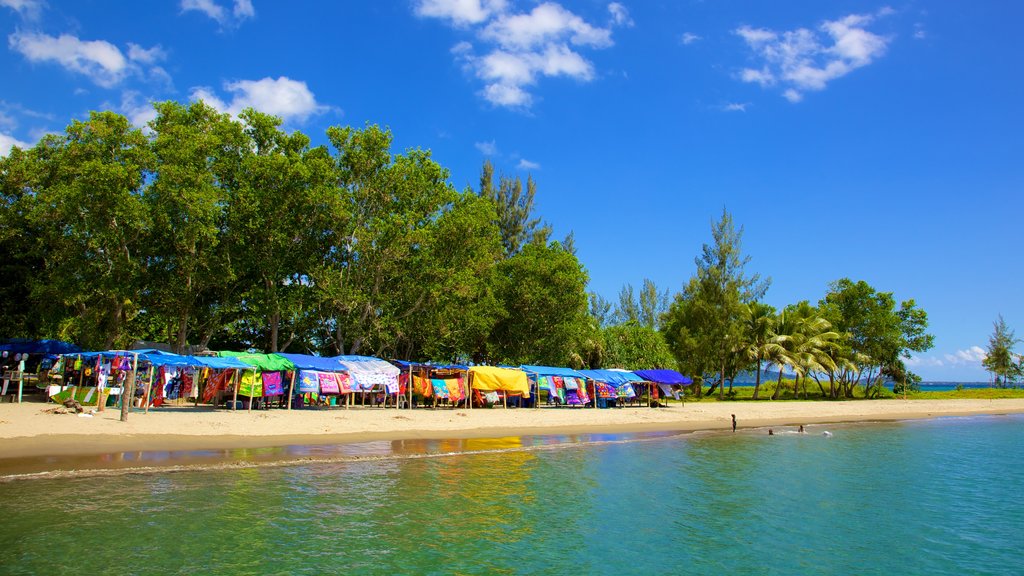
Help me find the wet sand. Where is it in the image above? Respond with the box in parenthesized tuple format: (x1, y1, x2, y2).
(2, 398, 1022, 469)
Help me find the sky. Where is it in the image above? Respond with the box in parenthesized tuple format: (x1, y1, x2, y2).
(1, 1, 1021, 381)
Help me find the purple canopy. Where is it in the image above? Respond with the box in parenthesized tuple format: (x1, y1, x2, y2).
(632, 369, 692, 385)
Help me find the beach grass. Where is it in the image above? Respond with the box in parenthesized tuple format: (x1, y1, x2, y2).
(678, 381, 1024, 402)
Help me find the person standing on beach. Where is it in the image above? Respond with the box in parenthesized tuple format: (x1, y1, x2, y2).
(731, 414, 737, 432)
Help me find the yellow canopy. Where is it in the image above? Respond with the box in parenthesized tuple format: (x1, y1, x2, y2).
(468, 366, 530, 398)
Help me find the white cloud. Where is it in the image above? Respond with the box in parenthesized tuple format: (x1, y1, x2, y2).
(944, 346, 987, 365)
(421, 2, 619, 109)
(181, 0, 255, 26)
(722, 102, 748, 112)
(414, 0, 507, 26)
(517, 158, 540, 170)
(8, 32, 170, 89)
(190, 76, 329, 123)
(735, 11, 891, 102)
(117, 91, 158, 129)
(608, 3, 632, 27)
(0, 132, 31, 156)
(9, 31, 128, 87)
(0, 0, 44, 20)
(127, 43, 166, 64)
(474, 140, 498, 155)
(680, 32, 701, 45)
(909, 345, 988, 369)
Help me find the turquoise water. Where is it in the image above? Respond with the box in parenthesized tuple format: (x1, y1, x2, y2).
(1, 416, 1022, 575)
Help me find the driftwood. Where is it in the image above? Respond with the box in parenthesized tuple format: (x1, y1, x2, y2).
(62, 398, 84, 413)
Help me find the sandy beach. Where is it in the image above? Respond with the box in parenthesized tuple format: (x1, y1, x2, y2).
(2, 399, 1023, 462)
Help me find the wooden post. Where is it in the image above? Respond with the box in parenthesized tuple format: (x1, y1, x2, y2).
(16, 369, 23, 404)
(247, 369, 254, 412)
(120, 353, 138, 422)
(407, 365, 413, 410)
(287, 370, 297, 411)
(231, 369, 240, 411)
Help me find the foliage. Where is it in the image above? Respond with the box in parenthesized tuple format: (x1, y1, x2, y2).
(477, 159, 550, 256)
(982, 315, 1021, 387)
(662, 209, 768, 397)
(602, 321, 676, 370)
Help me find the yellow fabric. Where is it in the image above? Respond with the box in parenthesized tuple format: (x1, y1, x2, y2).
(468, 366, 530, 398)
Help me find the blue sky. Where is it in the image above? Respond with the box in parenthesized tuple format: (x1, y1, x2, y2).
(2, 1, 1021, 381)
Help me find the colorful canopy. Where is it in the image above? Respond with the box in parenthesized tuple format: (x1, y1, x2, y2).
(468, 366, 530, 397)
(0, 339, 82, 355)
(632, 369, 691, 385)
(218, 351, 295, 371)
(578, 369, 643, 385)
(191, 356, 252, 370)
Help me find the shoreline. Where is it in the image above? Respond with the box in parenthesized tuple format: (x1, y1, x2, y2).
(2, 399, 1023, 476)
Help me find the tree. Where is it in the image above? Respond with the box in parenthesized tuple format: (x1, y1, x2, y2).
(819, 279, 934, 397)
(477, 160, 550, 256)
(663, 209, 769, 398)
(739, 301, 778, 399)
(146, 100, 248, 352)
(27, 111, 155, 349)
(488, 241, 590, 366)
(982, 315, 1020, 387)
(589, 292, 614, 328)
(615, 284, 640, 325)
(603, 322, 675, 370)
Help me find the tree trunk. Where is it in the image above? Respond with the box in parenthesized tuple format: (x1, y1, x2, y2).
(752, 360, 762, 400)
(771, 367, 784, 400)
(794, 374, 801, 399)
(718, 362, 725, 400)
(175, 312, 189, 354)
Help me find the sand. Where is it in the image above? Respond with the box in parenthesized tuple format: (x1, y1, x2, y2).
(2, 398, 1023, 462)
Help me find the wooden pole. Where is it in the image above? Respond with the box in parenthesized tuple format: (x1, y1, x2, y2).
(247, 369, 255, 412)
(120, 353, 138, 422)
(407, 365, 413, 410)
(143, 365, 155, 414)
(287, 370, 297, 411)
(16, 368, 22, 404)
(231, 369, 240, 411)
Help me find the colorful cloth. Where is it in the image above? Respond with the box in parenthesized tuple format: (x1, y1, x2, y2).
(298, 370, 320, 393)
(431, 378, 450, 399)
(238, 370, 262, 397)
(319, 372, 340, 394)
(262, 371, 285, 396)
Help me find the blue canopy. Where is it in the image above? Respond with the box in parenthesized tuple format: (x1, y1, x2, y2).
(520, 365, 585, 378)
(275, 353, 347, 372)
(0, 339, 82, 355)
(633, 369, 692, 385)
(578, 369, 644, 385)
(191, 356, 252, 370)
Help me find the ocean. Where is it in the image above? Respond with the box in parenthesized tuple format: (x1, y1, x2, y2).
(1, 415, 1022, 575)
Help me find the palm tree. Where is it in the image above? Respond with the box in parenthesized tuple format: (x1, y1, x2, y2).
(770, 303, 840, 399)
(739, 302, 779, 400)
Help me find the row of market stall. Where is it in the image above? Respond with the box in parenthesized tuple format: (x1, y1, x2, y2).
(20, 343, 693, 412)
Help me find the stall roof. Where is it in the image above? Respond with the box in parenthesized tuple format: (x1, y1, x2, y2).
(274, 353, 347, 372)
(191, 356, 252, 370)
(217, 351, 295, 371)
(393, 360, 469, 371)
(632, 369, 692, 385)
(0, 339, 82, 355)
(468, 366, 530, 397)
(578, 369, 643, 385)
(519, 365, 586, 379)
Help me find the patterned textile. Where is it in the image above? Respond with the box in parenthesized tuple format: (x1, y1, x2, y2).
(319, 372, 340, 394)
(298, 370, 320, 393)
(431, 378, 450, 399)
(617, 383, 636, 399)
(551, 376, 567, 404)
(238, 370, 262, 397)
(262, 371, 285, 396)
(337, 358, 400, 393)
(445, 377, 465, 401)
(414, 375, 433, 397)
(202, 370, 233, 403)
(595, 382, 617, 399)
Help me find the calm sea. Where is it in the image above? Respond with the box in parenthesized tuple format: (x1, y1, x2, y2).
(1, 415, 1022, 575)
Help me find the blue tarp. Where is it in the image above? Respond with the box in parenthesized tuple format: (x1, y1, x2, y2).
(191, 356, 252, 370)
(578, 369, 644, 385)
(274, 353, 347, 372)
(0, 339, 82, 355)
(633, 369, 692, 385)
(520, 365, 585, 378)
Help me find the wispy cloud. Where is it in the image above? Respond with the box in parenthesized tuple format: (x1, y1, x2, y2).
(181, 0, 255, 27)
(735, 9, 891, 102)
(721, 102, 748, 112)
(0, 0, 45, 20)
(0, 132, 31, 156)
(475, 139, 498, 155)
(680, 32, 701, 45)
(417, 1, 628, 109)
(8, 31, 168, 89)
(517, 158, 540, 170)
(907, 346, 988, 368)
(190, 76, 330, 123)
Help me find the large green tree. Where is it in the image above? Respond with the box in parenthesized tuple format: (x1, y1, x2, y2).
(982, 315, 1020, 387)
(662, 209, 769, 398)
(477, 159, 550, 256)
